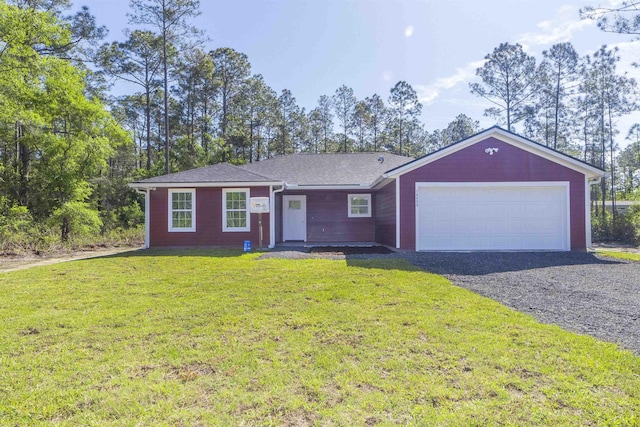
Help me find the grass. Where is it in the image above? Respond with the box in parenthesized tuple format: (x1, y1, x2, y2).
(1, 249, 639, 426)
(595, 250, 640, 262)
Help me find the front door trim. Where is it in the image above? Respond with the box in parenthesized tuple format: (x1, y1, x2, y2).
(283, 195, 307, 242)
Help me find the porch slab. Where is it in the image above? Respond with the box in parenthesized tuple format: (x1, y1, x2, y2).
(276, 241, 381, 249)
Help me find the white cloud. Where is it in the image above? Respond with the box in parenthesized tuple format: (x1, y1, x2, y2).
(404, 25, 414, 38)
(382, 71, 393, 81)
(414, 1, 637, 134)
(516, 5, 595, 51)
(414, 4, 601, 106)
(415, 60, 485, 105)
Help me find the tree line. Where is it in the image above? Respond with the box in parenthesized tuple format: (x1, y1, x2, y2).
(0, 0, 639, 248)
(101, 43, 479, 173)
(469, 41, 638, 220)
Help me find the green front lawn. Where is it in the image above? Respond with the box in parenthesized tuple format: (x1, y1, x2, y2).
(1, 249, 638, 426)
(596, 250, 640, 262)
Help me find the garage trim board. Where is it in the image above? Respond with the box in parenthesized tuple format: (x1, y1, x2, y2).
(415, 181, 571, 251)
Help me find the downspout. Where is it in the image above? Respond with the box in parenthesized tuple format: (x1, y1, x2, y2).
(395, 177, 401, 249)
(586, 177, 602, 250)
(269, 184, 286, 248)
(135, 187, 155, 249)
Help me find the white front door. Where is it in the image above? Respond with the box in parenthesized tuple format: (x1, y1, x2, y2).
(283, 195, 307, 241)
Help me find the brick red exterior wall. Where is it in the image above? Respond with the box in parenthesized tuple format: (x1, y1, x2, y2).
(374, 181, 396, 247)
(398, 137, 587, 251)
(279, 190, 376, 243)
(149, 186, 271, 247)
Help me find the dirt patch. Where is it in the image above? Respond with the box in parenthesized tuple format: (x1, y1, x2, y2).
(592, 243, 640, 253)
(0, 246, 142, 273)
(308, 246, 394, 255)
(258, 245, 395, 260)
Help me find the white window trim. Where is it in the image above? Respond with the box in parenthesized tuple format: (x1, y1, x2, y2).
(348, 193, 372, 218)
(223, 188, 250, 232)
(168, 188, 196, 232)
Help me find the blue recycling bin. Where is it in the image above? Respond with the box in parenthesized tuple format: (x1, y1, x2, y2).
(243, 240, 251, 252)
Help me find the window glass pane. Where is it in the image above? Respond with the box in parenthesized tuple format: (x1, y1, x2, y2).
(226, 192, 246, 210)
(224, 190, 248, 230)
(349, 195, 370, 216)
(226, 210, 246, 228)
(172, 211, 192, 228)
(352, 206, 368, 215)
(289, 200, 301, 210)
(172, 192, 192, 210)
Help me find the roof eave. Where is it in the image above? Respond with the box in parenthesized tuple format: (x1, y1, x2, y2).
(129, 181, 283, 189)
(284, 183, 373, 191)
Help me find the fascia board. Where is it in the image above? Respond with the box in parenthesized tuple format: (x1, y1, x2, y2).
(128, 181, 282, 189)
(284, 184, 373, 191)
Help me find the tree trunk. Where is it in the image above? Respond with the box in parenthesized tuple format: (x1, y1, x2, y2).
(145, 87, 152, 171)
(162, 4, 170, 175)
(221, 90, 228, 162)
(16, 122, 29, 206)
(61, 216, 70, 242)
(553, 63, 561, 150)
(600, 111, 606, 220)
(202, 97, 208, 155)
(399, 119, 403, 156)
(608, 107, 616, 220)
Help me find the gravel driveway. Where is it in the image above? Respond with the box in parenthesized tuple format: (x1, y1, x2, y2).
(399, 252, 640, 355)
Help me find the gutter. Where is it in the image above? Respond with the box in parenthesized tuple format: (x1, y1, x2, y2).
(128, 181, 282, 189)
(269, 184, 286, 248)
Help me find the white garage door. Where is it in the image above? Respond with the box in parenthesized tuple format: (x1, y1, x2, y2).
(416, 183, 570, 251)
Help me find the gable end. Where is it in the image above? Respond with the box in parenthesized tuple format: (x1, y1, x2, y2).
(385, 127, 604, 180)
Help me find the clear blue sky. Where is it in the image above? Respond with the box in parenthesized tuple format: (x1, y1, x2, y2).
(84, 0, 639, 148)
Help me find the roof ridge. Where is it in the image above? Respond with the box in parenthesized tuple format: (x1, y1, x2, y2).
(227, 162, 278, 180)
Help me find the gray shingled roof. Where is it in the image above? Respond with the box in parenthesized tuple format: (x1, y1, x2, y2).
(134, 162, 275, 184)
(132, 153, 413, 186)
(240, 153, 412, 185)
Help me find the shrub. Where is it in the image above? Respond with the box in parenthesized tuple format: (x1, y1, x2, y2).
(49, 202, 103, 242)
(0, 203, 34, 252)
(592, 206, 640, 245)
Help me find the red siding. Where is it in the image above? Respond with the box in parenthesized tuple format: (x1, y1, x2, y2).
(375, 181, 396, 247)
(149, 186, 271, 247)
(282, 190, 376, 243)
(399, 137, 586, 250)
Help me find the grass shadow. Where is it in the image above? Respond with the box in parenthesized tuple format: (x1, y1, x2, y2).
(76, 247, 252, 262)
(91, 247, 627, 277)
(343, 257, 422, 272)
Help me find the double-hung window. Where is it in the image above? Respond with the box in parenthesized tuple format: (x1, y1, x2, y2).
(168, 189, 196, 232)
(223, 188, 250, 232)
(348, 193, 371, 218)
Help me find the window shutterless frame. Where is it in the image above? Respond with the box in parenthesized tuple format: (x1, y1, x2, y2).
(168, 188, 196, 232)
(348, 193, 371, 218)
(222, 188, 250, 232)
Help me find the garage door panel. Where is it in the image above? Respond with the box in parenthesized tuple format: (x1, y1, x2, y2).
(416, 184, 569, 251)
